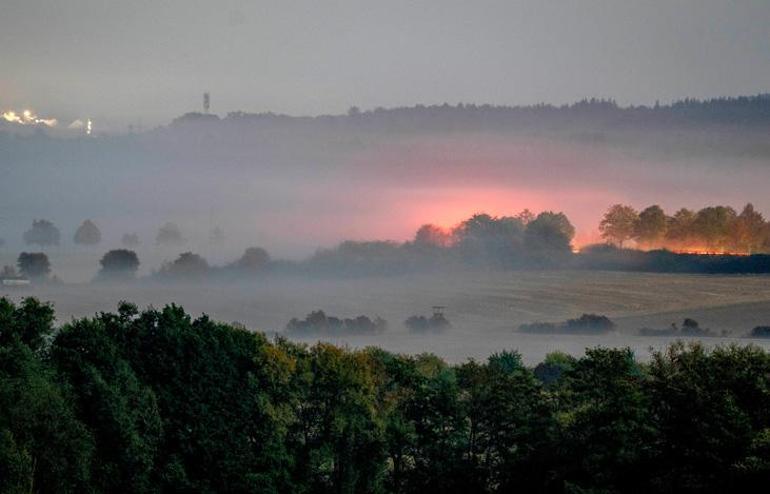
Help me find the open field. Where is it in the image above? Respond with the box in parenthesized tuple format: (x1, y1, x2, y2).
(3, 269, 770, 363)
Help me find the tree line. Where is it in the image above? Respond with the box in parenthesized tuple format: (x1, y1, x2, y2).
(305, 210, 575, 275)
(8, 204, 770, 283)
(13, 219, 196, 248)
(2, 211, 575, 283)
(599, 203, 769, 254)
(1, 246, 272, 284)
(1, 297, 769, 493)
(177, 93, 770, 132)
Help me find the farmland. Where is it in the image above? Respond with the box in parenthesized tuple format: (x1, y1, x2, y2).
(4, 269, 770, 363)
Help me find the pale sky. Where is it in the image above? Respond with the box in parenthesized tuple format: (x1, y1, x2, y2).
(2, 0, 769, 130)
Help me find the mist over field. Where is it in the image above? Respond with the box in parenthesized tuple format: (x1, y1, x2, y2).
(6, 3, 770, 492)
(2, 99, 770, 364)
(2, 1, 770, 365)
(3, 98, 770, 275)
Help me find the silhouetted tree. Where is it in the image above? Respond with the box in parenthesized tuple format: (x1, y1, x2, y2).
(634, 205, 667, 248)
(155, 222, 185, 246)
(233, 246, 270, 272)
(453, 214, 525, 266)
(665, 208, 697, 246)
(517, 209, 536, 225)
(693, 206, 737, 251)
(414, 224, 452, 247)
(97, 249, 139, 280)
(404, 312, 451, 332)
(733, 203, 765, 254)
(600, 205, 638, 247)
(16, 253, 50, 281)
(73, 219, 101, 245)
(286, 310, 386, 335)
(157, 252, 209, 279)
(524, 211, 575, 258)
(23, 219, 60, 247)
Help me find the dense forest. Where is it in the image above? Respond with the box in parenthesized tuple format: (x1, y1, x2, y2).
(1, 297, 769, 493)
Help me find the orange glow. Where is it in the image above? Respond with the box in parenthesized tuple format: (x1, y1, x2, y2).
(661, 246, 750, 256)
(344, 134, 632, 246)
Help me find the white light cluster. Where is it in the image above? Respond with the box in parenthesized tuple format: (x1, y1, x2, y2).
(2, 109, 58, 127)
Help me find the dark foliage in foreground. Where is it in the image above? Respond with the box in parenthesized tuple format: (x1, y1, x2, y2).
(1, 297, 770, 493)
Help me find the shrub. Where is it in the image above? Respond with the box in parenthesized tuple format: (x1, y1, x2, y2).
(519, 313, 615, 334)
(286, 310, 387, 335)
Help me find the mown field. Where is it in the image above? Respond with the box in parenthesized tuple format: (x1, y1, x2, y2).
(3, 269, 770, 363)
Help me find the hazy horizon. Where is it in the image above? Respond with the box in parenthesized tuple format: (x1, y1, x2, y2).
(3, 0, 770, 131)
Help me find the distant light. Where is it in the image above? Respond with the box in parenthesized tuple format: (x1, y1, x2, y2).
(86, 119, 92, 135)
(2, 109, 57, 127)
(2, 111, 21, 123)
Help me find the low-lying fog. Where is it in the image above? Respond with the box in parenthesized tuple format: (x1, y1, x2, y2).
(3, 109, 770, 275)
(3, 270, 770, 364)
(4, 104, 770, 362)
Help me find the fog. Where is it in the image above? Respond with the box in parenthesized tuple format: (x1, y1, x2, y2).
(3, 270, 770, 364)
(3, 104, 770, 273)
(3, 102, 770, 361)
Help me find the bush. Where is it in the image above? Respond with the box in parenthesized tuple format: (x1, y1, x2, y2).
(231, 247, 270, 273)
(751, 326, 770, 337)
(285, 310, 387, 335)
(404, 313, 451, 332)
(638, 318, 715, 337)
(566, 313, 615, 332)
(157, 252, 209, 280)
(519, 313, 615, 334)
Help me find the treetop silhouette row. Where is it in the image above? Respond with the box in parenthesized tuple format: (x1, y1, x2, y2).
(15, 219, 197, 248)
(599, 203, 769, 254)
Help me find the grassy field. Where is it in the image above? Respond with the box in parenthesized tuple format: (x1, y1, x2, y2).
(3, 269, 770, 363)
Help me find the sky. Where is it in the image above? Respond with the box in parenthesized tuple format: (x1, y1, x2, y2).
(2, 0, 770, 130)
